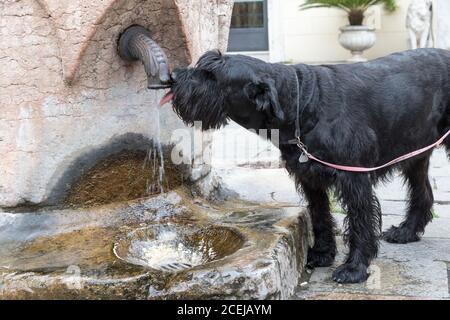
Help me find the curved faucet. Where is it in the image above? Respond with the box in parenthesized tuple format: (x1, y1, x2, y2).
(118, 25, 171, 89)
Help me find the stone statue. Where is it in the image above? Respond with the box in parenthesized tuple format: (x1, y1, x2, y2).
(436, 0, 450, 50)
(406, 0, 433, 49)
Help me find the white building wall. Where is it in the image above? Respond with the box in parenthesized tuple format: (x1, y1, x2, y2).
(276, 0, 412, 63)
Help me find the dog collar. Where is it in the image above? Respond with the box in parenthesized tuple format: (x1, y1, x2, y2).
(280, 67, 302, 144)
(283, 66, 310, 163)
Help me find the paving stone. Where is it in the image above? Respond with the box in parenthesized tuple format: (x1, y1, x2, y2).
(216, 167, 300, 205)
(435, 204, 450, 219)
(295, 292, 421, 300)
(298, 237, 450, 299)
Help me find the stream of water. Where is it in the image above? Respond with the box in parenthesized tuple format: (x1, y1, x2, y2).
(145, 97, 166, 194)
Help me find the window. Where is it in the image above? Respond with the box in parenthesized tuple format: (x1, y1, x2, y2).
(228, 0, 269, 52)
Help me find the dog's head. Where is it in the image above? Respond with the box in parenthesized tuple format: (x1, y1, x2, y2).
(160, 50, 286, 131)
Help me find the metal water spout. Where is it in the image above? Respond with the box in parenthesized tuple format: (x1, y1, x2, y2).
(118, 25, 171, 89)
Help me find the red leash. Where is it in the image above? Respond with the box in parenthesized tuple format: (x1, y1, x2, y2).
(297, 130, 450, 173)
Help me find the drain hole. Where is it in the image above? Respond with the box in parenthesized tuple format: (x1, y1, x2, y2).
(113, 224, 245, 272)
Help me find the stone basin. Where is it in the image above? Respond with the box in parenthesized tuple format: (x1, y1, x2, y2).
(0, 190, 311, 299)
(113, 224, 246, 272)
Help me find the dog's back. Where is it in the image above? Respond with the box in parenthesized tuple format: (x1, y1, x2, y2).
(313, 48, 450, 161)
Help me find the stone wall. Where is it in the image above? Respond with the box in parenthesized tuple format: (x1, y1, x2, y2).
(0, 0, 233, 207)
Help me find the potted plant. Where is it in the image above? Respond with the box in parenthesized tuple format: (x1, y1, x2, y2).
(300, 0, 397, 62)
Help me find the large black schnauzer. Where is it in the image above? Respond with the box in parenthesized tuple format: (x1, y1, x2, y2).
(161, 48, 450, 283)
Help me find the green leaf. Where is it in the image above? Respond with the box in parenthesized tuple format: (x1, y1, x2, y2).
(299, 0, 397, 15)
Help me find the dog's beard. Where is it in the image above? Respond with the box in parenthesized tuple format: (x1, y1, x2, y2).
(168, 73, 229, 131)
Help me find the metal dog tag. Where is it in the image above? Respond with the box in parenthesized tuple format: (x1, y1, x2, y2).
(299, 152, 309, 163)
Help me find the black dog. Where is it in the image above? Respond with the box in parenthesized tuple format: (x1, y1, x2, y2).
(161, 48, 450, 283)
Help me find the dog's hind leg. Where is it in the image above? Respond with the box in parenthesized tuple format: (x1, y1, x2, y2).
(383, 156, 434, 244)
(301, 183, 337, 269)
(444, 105, 450, 159)
(446, 135, 450, 159)
(446, 133, 450, 159)
(333, 174, 381, 283)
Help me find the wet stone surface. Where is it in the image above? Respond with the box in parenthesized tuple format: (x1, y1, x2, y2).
(0, 190, 310, 299)
(64, 149, 188, 208)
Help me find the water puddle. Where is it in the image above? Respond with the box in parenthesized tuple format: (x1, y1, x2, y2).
(63, 148, 186, 208)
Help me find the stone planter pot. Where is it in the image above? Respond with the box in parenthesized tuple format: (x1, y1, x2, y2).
(338, 25, 376, 62)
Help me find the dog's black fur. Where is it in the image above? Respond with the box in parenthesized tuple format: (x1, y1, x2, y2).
(168, 48, 450, 283)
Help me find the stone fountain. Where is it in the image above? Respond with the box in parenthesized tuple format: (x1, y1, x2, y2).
(0, 0, 311, 299)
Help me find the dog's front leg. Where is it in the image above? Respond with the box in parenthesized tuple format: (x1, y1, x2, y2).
(333, 174, 381, 283)
(301, 183, 336, 269)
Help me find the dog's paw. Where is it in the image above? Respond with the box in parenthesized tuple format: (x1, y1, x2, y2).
(382, 225, 420, 244)
(306, 249, 336, 269)
(332, 263, 369, 284)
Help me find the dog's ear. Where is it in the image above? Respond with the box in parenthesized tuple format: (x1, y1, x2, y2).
(244, 76, 285, 122)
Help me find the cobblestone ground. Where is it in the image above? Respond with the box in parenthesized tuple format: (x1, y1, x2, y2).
(217, 149, 450, 300)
